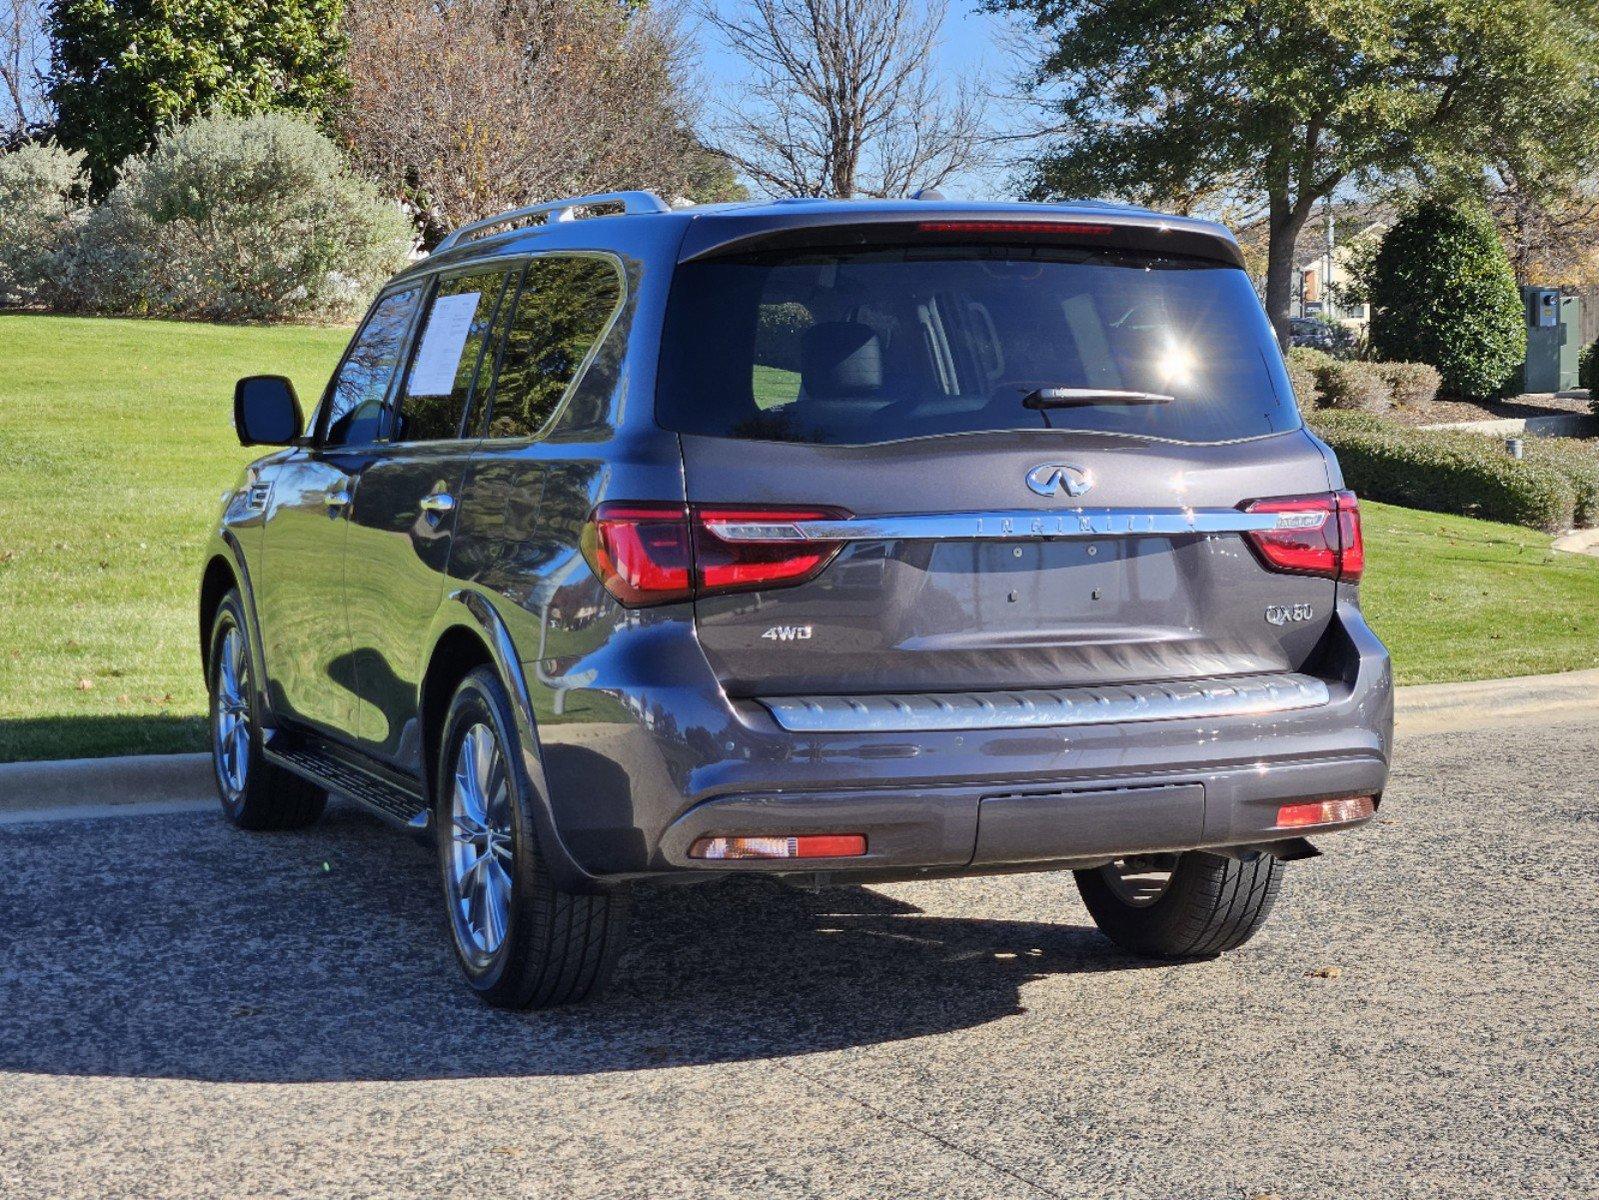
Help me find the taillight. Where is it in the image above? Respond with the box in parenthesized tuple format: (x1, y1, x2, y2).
(694, 507, 847, 595)
(1243, 490, 1364, 582)
(581, 503, 695, 606)
(581, 503, 849, 607)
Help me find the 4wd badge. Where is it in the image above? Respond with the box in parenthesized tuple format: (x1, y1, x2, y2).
(762, 625, 813, 642)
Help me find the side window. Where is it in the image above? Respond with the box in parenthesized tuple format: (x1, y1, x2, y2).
(323, 287, 422, 448)
(394, 268, 513, 443)
(482, 256, 622, 440)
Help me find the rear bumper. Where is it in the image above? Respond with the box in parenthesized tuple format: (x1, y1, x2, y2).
(530, 599, 1392, 883)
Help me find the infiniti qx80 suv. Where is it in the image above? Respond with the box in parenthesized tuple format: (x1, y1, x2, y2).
(202, 192, 1392, 1008)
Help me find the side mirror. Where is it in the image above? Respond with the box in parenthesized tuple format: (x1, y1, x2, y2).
(234, 375, 304, 447)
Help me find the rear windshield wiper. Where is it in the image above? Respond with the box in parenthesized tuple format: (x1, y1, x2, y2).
(1021, 387, 1175, 408)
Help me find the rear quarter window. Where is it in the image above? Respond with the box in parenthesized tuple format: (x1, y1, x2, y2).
(657, 245, 1300, 445)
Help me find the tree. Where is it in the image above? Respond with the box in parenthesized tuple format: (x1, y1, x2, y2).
(47, 0, 347, 192)
(1368, 201, 1525, 399)
(1, 0, 47, 145)
(338, 0, 735, 245)
(989, 0, 1599, 344)
(703, 0, 985, 198)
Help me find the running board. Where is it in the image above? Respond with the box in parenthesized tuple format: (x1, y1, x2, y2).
(264, 738, 431, 829)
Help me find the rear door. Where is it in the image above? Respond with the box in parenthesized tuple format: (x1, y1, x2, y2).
(656, 232, 1341, 699)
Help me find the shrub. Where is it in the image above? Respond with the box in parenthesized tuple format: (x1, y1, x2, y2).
(1314, 359, 1391, 413)
(1368, 201, 1526, 400)
(1309, 410, 1576, 532)
(1581, 339, 1598, 397)
(1519, 437, 1599, 528)
(0, 142, 89, 308)
(1379, 361, 1442, 408)
(62, 113, 412, 322)
(1284, 354, 1319, 411)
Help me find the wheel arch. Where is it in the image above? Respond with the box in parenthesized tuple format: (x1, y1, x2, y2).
(199, 553, 238, 678)
(421, 590, 603, 893)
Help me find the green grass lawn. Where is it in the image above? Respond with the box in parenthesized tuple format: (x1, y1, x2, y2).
(3, 312, 1598, 761)
(0, 314, 349, 762)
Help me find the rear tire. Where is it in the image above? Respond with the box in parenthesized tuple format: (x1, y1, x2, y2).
(1075, 851, 1283, 958)
(435, 666, 629, 1009)
(207, 589, 326, 831)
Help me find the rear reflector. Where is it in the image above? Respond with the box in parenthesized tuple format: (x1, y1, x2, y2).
(1243, 490, 1364, 582)
(1275, 795, 1375, 828)
(582, 502, 850, 607)
(689, 835, 868, 860)
(916, 220, 1114, 236)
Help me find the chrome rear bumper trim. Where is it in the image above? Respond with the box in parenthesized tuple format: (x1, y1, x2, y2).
(759, 673, 1331, 734)
(703, 507, 1311, 544)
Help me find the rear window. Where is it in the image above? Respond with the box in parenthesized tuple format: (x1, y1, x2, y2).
(656, 245, 1299, 445)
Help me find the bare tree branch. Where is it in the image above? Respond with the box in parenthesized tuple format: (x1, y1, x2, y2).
(704, 0, 987, 198)
(337, 0, 739, 245)
(0, 0, 47, 145)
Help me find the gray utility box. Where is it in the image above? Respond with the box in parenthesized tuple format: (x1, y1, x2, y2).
(1521, 287, 1582, 393)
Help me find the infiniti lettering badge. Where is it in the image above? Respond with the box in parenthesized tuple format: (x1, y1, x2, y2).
(1026, 463, 1094, 498)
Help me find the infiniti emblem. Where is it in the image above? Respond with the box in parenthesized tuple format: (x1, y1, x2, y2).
(1025, 463, 1094, 498)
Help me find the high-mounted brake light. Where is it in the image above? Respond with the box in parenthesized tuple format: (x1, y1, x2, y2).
(1242, 490, 1364, 582)
(916, 220, 1114, 236)
(581, 503, 850, 607)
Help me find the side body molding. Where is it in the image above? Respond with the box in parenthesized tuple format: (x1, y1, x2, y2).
(446, 589, 603, 893)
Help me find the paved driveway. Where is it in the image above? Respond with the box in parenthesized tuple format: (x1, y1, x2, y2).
(1, 719, 1595, 1199)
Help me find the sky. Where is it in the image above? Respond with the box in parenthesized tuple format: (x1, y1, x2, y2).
(686, 1, 1034, 201)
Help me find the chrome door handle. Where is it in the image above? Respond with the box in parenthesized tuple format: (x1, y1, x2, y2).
(325, 490, 352, 509)
(419, 492, 456, 514)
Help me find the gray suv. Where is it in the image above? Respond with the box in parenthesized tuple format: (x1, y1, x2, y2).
(202, 192, 1392, 1008)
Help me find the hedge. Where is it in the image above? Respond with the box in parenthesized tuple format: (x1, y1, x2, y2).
(1309, 410, 1580, 533)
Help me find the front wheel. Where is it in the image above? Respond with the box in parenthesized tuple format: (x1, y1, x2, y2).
(1074, 851, 1283, 958)
(207, 589, 326, 830)
(435, 666, 629, 1009)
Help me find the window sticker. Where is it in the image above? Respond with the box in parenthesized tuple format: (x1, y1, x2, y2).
(407, 292, 482, 396)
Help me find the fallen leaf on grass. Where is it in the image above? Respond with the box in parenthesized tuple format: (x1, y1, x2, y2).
(75, 677, 94, 691)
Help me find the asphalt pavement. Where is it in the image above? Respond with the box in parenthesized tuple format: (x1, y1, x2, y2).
(1, 717, 1595, 1199)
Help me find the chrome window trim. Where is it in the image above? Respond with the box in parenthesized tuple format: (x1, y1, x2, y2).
(760, 673, 1332, 734)
(702, 506, 1318, 544)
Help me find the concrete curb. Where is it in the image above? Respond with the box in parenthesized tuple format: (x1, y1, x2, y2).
(1394, 667, 1599, 734)
(4, 667, 1598, 819)
(0, 752, 211, 820)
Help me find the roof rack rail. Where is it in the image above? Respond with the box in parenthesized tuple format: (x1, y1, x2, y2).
(435, 190, 672, 253)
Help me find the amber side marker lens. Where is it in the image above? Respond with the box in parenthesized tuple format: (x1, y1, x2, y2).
(689, 835, 868, 860)
(1274, 796, 1376, 829)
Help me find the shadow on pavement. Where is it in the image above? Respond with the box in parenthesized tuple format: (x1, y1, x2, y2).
(0, 801, 1155, 1083)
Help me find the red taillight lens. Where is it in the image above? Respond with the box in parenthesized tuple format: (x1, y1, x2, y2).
(1334, 490, 1364, 581)
(694, 507, 848, 595)
(581, 503, 694, 606)
(581, 503, 849, 607)
(689, 834, 868, 860)
(1243, 491, 1364, 582)
(1275, 795, 1375, 828)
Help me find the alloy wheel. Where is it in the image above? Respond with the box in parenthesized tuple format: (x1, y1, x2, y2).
(445, 722, 516, 966)
(1097, 854, 1178, 908)
(213, 626, 251, 800)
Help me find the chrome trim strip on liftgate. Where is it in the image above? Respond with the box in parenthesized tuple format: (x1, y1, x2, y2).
(702, 507, 1323, 544)
(760, 673, 1332, 734)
